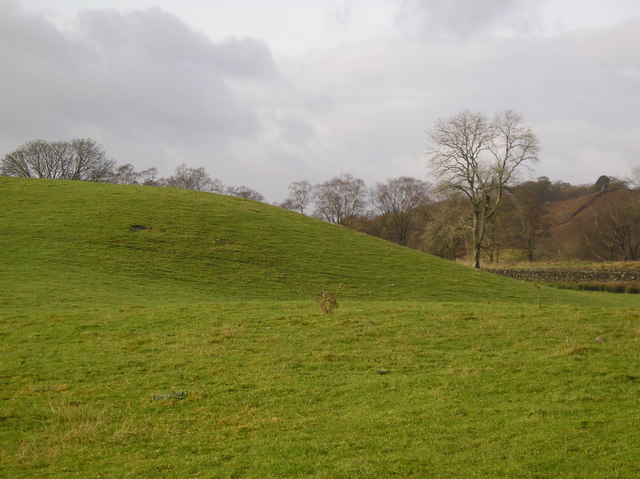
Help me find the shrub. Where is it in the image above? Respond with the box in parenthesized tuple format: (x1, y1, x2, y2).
(316, 285, 342, 314)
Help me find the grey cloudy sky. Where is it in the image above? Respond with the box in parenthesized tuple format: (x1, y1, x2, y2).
(2, 0, 639, 202)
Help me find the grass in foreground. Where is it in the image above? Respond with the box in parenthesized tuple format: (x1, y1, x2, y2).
(1, 178, 640, 477)
(2, 300, 640, 478)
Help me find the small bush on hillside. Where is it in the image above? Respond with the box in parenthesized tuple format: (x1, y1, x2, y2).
(316, 285, 342, 314)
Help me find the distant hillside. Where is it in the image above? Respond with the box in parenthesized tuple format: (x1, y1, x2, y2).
(542, 187, 640, 260)
(0, 177, 589, 310)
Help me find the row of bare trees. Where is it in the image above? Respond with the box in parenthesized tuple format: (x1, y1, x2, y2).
(279, 173, 551, 262)
(280, 110, 539, 267)
(0, 139, 265, 201)
(280, 174, 432, 247)
(281, 110, 639, 266)
(114, 162, 266, 201)
(287, 171, 640, 265)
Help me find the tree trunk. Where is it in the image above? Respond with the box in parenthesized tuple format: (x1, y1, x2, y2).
(472, 212, 482, 268)
(472, 244, 481, 268)
(527, 249, 534, 262)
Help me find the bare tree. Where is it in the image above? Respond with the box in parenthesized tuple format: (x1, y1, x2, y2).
(225, 185, 265, 202)
(280, 180, 314, 214)
(68, 138, 115, 181)
(582, 195, 640, 261)
(426, 110, 539, 268)
(114, 164, 160, 186)
(509, 178, 553, 261)
(114, 163, 138, 185)
(371, 176, 432, 246)
(162, 164, 224, 192)
(314, 173, 367, 226)
(138, 167, 160, 186)
(1, 138, 115, 182)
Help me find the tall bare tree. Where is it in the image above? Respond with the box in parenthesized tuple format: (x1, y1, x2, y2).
(1, 138, 115, 182)
(280, 180, 314, 214)
(371, 176, 432, 246)
(426, 110, 539, 268)
(314, 173, 367, 226)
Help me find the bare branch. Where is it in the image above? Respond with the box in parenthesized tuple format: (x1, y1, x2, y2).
(313, 174, 367, 226)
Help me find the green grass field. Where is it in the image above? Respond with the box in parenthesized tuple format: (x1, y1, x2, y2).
(1, 178, 639, 478)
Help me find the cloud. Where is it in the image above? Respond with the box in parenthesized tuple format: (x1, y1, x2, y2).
(2, 1, 639, 202)
(395, 0, 541, 39)
(325, 0, 355, 32)
(278, 18, 640, 190)
(0, 2, 279, 176)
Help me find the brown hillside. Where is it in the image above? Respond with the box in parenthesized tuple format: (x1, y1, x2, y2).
(541, 188, 640, 260)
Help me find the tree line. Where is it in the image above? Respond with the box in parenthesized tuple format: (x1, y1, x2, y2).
(278, 173, 640, 266)
(0, 138, 264, 201)
(278, 110, 639, 266)
(3, 110, 638, 267)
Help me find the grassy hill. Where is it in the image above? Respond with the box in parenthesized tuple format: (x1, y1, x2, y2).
(1, 177, 601, 310)
(1, 177, 639, 478)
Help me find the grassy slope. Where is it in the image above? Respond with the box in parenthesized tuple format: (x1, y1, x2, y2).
(1, 178, 640, 478)
(0, 178, 577, 308)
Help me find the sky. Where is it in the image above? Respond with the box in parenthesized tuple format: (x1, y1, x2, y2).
(2, 0, 640, 202)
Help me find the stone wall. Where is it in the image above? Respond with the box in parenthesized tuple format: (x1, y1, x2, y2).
(483, 268, 640, 283)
